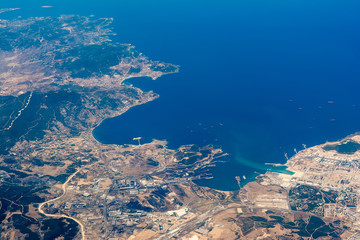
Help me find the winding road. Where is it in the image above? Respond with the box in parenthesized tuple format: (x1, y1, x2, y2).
(38, 168, 86, 240)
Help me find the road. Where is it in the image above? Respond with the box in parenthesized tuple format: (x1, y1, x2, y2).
(155, 204, 226, 240)
(38, 168, 86, 240)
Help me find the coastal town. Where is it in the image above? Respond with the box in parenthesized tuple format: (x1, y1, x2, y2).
(5, 128, 360, 239)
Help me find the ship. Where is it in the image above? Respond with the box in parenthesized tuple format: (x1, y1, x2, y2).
(235, 176, 241, 188)
(202, 176, 214, 180)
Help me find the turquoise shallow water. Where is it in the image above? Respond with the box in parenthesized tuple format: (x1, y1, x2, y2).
(3, 0, 360, 190)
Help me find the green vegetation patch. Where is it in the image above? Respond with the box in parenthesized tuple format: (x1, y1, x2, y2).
(41, 218, 79, 240)
(289, 185, 337, 216)
(233, 212, 343, 239)
(11, 214, 40, 240)
(323, 141, 360, 154)
(0, 90, 83, 154)
(0, 184, 45, 205)
(147, 158, 159, 166)
(54, 43, 135, 78)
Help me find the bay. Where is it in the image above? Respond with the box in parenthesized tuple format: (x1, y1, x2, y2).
(3, 0, 360, 190)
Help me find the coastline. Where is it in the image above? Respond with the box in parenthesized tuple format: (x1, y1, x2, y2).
(1, 1, 359, 238)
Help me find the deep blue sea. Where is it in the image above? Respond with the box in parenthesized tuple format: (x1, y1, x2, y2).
(2, 0, 360, 190)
